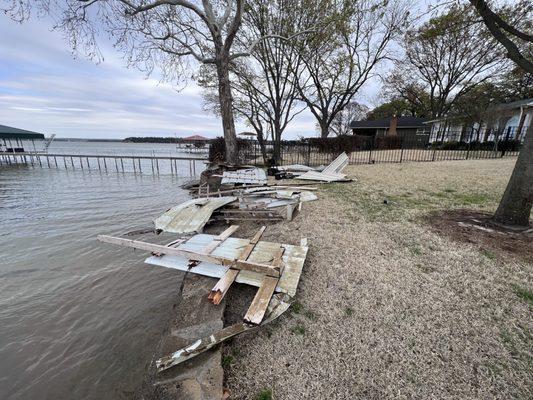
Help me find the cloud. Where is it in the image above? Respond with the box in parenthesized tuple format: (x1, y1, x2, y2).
(0, 16, 240, 139)
(0, 14, 380, 140)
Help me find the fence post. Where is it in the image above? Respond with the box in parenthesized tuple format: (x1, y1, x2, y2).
(399, 137, 404, 163)
(307, 142, 311, 165)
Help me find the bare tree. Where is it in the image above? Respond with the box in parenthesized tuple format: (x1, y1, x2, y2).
(387, 4, 504, 127)
(293, 0, 409, 138)
(199, 0, 311, 164)
(232, 0, 307, 163)
(468, 0, 533, 227)
(3, 0, 307, 164)
(329, 102, 369, 136)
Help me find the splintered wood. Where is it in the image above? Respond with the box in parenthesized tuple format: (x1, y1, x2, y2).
(244, 247, 284, 324)
(98, 217, 309, 373)
(208, 226, 266, 305)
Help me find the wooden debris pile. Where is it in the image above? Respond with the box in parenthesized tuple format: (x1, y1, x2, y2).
(97, 225, 308, 371)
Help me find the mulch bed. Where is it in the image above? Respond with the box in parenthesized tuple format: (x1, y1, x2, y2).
(427, 209, 533, 263)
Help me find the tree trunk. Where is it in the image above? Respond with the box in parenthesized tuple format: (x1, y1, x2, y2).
(216, 57, 238, 164)
(256, 130, 269, 165)
(319, 120, 329, 138)
(272, 121, 282, 164)
(493, 123, 533, 227)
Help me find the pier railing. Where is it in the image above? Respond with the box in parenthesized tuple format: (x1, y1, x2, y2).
(0, 152, 207, 177)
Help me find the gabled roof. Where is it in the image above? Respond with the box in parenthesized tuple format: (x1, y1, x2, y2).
(350, 116, 428, 129)
(182, 134, 209, 141)
(0, 124, 45, 140)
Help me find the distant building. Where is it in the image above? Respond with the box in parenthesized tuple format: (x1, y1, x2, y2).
(181, 134, 210, 142)
(349, 116, 428, 138)
(425, 98, 532, 143)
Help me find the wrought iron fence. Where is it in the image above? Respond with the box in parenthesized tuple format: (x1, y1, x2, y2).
(238, 129, 523, 167)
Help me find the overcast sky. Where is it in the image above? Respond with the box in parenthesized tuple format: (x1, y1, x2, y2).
(0, 14, 382, 140)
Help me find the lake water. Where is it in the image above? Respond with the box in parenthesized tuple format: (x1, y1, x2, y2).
(0, 142, 202, 399)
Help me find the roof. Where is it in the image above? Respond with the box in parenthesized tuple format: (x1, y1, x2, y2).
(492, 98, 533, 111)
(0, 124, 45, 140)
(182, 134, 209, 141)
(350, 116, 428, 129)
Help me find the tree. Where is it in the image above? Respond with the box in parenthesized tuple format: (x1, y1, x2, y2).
(496, 66, 533, 101)
(224, 0, 307, 164)
(444, 82, 503, 142)
(388, 4, 503, 124)
(329, 102, 369, 136)
(293, 0, 410, 138)
(468, 0, 533, 227)
(368, 85, 431, 120)
(3, 0, 300, 164)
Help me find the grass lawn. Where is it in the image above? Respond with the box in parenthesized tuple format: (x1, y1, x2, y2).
(223, 158, 532, 400)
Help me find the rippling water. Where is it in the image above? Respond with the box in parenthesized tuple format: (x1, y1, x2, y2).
(0, 157, 196, 399)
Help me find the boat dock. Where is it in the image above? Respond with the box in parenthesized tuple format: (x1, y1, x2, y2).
(0, 152, 206, 177)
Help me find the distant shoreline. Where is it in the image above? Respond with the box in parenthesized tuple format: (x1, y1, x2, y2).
(54, 137, 210, 143)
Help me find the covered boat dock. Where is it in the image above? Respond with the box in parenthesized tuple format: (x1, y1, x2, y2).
(0, 124, 45, 153)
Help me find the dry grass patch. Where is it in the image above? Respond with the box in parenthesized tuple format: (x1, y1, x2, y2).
(223, 158, 532, 399)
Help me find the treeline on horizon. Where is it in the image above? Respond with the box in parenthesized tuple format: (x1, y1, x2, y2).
(123, 137, 207, 143)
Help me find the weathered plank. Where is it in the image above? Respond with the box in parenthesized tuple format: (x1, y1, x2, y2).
(208, 226, 267, 304)
(97, 234, 280, 277)
(201, 225, 239, 254)
(243, 275, 279, 325)
(244, 246, 284, 324)
(156, 293, 291, 372)
(208, 269, 240, 305)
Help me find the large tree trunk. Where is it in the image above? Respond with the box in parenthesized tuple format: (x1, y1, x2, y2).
(272, 121, 282, 164)
(319, 120, 329, 138)
(493, 123, 533, 227)
(216, 57, 238, 164)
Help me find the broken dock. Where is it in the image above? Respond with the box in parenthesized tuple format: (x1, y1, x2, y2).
(0, 152, 206, 176)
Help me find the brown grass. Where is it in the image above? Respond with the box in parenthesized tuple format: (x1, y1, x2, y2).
(223, 158, 532, 400)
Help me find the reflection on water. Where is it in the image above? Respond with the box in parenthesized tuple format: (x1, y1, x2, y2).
(0, 164, 192, 399)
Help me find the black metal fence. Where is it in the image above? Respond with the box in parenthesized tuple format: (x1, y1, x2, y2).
(239, 130, 522, 167)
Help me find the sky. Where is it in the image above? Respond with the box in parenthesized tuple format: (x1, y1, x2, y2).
(0, 13, 381, 140)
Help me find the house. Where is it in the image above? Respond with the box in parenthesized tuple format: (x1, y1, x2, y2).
(426, 98, 532, 143)
(349, 116, 428, 138)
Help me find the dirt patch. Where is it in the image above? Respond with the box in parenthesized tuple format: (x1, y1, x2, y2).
(427, 209, 533, 263)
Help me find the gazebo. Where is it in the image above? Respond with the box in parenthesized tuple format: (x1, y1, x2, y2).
(0, 124, 45, 153)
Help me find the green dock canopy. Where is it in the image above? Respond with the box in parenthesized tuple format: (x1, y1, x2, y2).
(0, 124, 45, 140)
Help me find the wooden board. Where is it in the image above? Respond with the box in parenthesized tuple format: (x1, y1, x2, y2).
(156, 293, 291, 372)
(97, 234, 280, 277)
(201, 225, 239, 254)
(244, 275, 279, 325)
(145, 234, 308, 297)
(208, 226, 266, 304)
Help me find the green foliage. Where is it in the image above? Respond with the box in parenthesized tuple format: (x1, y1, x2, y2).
(512, 285, 533, 306)
(481, 249, 496, 260)
(256, 389, 273, 400)
(291, 324, 306, 335)
(290, 301, 302, 314)
(222, 355, 234, 367)
(368, 96, 430, 120)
